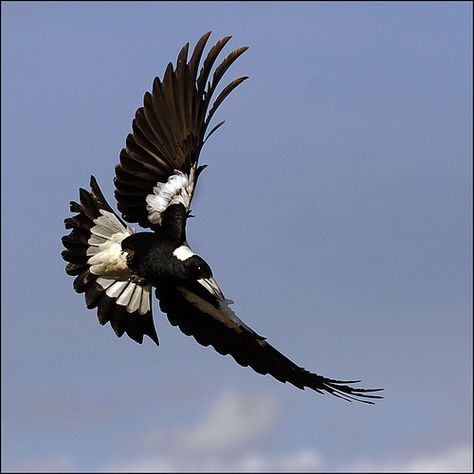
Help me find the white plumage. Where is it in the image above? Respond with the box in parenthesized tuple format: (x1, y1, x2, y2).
(173, 244, 196, 261)
(96, 277, 151, 315)
(87, 210, 134, 278)
(146, 166, 196, 224)
(82, 209, 151, 316)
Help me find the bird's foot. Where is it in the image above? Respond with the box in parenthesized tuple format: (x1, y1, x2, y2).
(128, 274, 149, 286)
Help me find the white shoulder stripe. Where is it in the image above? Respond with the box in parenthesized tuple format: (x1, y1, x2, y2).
(173, 244, 196, 261)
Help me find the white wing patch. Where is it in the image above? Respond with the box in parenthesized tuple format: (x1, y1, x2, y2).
(146, 165, 196, 225)
(87, 210, 134, 279)
(97, 277, 151, 315)
(85, 209, 151, 316)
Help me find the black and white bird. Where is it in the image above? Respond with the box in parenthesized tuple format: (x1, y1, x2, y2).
(61, 32, 382, 404)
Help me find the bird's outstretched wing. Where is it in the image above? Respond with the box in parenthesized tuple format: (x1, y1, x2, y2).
(62, 176, 159, 345)
(114, 31, 248, 231)
(155, 280, 383, 404)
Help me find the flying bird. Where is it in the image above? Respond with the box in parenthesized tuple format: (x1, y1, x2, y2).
(61, 32, 382, 404)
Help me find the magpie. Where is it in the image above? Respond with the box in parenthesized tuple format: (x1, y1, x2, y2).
(61, 32, 382, 404)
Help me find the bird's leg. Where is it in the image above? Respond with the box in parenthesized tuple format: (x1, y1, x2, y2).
(128, 274, 149, 286)
(123, 248, 149, 285)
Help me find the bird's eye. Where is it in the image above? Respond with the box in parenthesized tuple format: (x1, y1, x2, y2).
(194, 264, 209, 278)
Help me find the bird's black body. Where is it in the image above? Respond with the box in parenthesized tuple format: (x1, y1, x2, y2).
(122, 226, 212, 286)
(61, 32, 382, 403)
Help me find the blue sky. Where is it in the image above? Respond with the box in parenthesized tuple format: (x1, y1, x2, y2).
(1, 1, 472, 472)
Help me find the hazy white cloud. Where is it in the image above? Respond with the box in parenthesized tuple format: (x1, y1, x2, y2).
(103, 444, 472, 473)
(9, 445, 470, 473)
(136, 390, 281, 457)
(102, 447, 323, 473)
(343, 444, 473, 473)
(8, 388, 469, 473)
(10, 386, 469, 474)
(99, 389, 473, 473)
(250, 448, 323, 472)
(175, 390, 281, 455)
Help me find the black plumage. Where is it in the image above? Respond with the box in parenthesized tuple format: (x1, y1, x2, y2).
(114, 32, 248, 230)
(61, 32, 382, 403)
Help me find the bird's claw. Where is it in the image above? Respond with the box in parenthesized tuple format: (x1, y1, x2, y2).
(128, 274, 148, 286)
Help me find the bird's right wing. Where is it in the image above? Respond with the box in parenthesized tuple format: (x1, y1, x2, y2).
(155, 280, 383, 404)
(114, 31, 248, 233)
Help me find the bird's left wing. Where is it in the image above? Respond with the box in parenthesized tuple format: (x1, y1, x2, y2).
(155, 280, 383, 403)
(114, 31, 248, 232)
(62, 176, 159, 345)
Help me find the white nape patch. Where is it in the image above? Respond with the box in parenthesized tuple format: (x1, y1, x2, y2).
(173, 244, 196, 262)
(146, 165, 196, 224)
(87, 210, 134, 279)
(97, 277, 151, 315)
(177, 287, 250, 333)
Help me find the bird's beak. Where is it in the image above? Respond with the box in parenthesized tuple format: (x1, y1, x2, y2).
(197, 276, 225, 301)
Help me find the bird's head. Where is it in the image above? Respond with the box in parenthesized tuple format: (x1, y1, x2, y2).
(180, 255, 225, 301)
(182, 255, 212, 279)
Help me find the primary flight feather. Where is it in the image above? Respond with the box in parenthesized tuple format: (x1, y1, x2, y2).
(61, 31, 382, 404)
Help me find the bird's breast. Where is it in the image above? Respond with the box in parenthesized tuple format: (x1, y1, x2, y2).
(132, 245, 182, 284)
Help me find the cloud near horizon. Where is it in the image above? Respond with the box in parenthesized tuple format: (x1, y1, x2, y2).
(5, 390, 472, 473)
(100, 390, 472, 473)
(134, 390, 282, 457)
(102, 443, 472, 473)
